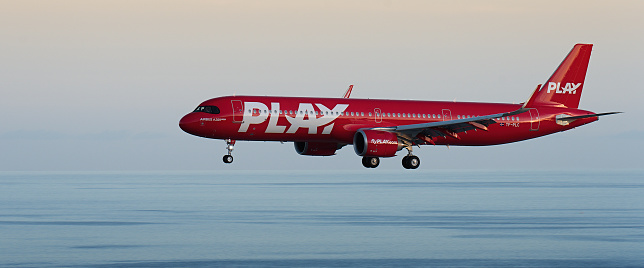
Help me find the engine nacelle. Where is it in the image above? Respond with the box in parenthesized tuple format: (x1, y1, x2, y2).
(353, 130, 403, 157)
(294, 141, 340, 156)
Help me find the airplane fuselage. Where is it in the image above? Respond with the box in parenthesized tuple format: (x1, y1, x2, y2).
(180, 95, 597, 146)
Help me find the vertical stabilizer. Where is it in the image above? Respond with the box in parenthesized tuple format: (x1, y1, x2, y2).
(524, 44, 593, 108)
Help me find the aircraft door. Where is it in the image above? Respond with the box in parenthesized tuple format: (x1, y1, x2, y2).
(442, 109, 452, 121)
(231, 100, 244, 123)
(374, 108, 382, 123)
(529, 108, 540, 131)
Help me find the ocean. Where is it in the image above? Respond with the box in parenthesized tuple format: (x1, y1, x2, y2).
(1, 170, 643, 267)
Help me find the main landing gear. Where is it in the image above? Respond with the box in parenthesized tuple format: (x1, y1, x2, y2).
(361, 148, 420, 169)
(402, 146, 420, 169)
(402, 155, 420, 169)
(362, 156, 380, 168)
(223, 139, 235, 164)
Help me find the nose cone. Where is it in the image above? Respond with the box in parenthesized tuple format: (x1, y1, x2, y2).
(179, 113, 201, 136)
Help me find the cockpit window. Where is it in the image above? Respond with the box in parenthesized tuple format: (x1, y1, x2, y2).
(194, 106, 220, 114)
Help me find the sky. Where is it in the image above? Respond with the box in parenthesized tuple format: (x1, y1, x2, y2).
(1, 0, 642, 171)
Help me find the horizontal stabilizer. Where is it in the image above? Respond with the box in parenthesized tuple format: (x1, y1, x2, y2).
(556, 112, 622, 122)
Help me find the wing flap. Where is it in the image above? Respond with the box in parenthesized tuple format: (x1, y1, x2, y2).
(369, 107, 529, 145)
(386, 107, 528, 134)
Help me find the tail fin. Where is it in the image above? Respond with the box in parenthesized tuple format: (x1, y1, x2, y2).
(524, 44, 593, 109)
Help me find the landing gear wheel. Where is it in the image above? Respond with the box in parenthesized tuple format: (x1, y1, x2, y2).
(362, 156, 380, 168)
(402, 155, 420, 169)
(223, 154, 233, 164)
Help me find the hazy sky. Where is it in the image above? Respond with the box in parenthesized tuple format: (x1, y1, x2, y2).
(1, 0, 642, 171)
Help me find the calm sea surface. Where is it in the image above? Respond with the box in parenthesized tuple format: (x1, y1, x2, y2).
(1, 170, 643, 267)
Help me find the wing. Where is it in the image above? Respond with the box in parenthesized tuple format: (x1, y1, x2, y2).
(370, 107, 530, 145)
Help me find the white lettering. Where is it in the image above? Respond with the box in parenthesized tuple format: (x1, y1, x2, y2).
(238, 102, 348, 135)
(370, 139, 397, 145)
(561, 82, 581, 94)
(285, 103, 348, 134)
(239, 102, 268, 132)
(547, 82, 557, 93)
(547, 82, 581, 94)
(266, 102, 287, 133)
(555, 82, 563, 93)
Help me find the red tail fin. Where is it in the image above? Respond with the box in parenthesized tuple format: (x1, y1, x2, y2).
(524, 44, 593, 109)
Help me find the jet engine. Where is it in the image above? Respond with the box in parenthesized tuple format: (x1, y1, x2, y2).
(353, 130, 403, 157)
(294, 141, 340, 156)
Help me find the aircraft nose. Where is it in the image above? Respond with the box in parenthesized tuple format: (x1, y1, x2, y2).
(179, 113, 200, 135)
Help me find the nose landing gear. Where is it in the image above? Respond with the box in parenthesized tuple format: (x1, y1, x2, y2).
(223, 139, 235, 164)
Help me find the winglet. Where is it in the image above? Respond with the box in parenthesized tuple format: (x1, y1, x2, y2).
(343, 85, 353, 98)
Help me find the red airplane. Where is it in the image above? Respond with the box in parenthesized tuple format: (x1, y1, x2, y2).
(180, 44, 618, 169)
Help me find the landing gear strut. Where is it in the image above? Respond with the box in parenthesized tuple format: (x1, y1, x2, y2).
(223, 139, 235, 164)
(362, 156, 380, 168)
(402, 147, 420, 169)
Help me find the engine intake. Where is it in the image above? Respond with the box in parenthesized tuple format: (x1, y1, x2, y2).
(353, 130, 402, 157)
(294, 142, 340, 156)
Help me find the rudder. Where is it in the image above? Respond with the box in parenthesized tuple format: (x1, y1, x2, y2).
(524, 44, 593, 109)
